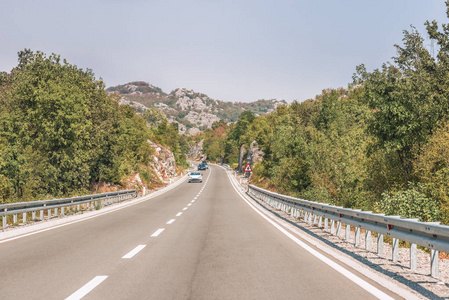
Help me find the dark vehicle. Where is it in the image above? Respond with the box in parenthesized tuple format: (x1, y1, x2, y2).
(198, 163, 207, 171)
(202, 160, 208, 169)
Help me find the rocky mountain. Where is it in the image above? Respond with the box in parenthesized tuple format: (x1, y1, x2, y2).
(107, 81, 286, 134)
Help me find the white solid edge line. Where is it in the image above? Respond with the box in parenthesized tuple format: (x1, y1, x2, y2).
(166, 219, 176, 225)
(65, 275, 108, 300)
(122, 245, 146, 259)
(226, 171, 395, 300)
(0, 174, 188, 244)
(151, 228, 165, 237)
(176, 212, 182, 217)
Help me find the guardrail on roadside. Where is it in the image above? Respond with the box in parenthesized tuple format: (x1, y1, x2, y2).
(247, 184, 449, 279)
(0, 190, 137, 230)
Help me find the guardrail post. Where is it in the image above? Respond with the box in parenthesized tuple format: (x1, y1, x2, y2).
(365, 230, 371, 251)
(318, 216, 323, 228)
(22, 212, 26, 223)
(61, 206, 64, 216)
(324, 218, 328, 230)
(313, 215, 317, 225)
(392, 238, 399, 262)
(345, 225, 350, 241)
(40, 205, 45, 220)
(54, 208, 58, 217)
(304, 211, 308, 222)
(2, 208, 7, 229)
(354, 227, 360, 246)
(330, 219, 335, 234)
(431, 249, 439, 278)
(336, 221, 341, 237)
(47, 207, 51, 219)
(13, 214, 17, 224)
(410, 243, 417, 271)
(377, 234, 384, 255)
(32, 211, 36, 220)
(308, 213, 313, 225)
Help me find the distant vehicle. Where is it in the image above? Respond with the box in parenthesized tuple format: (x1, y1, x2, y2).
(198, 163, 207, 171)
(188, 172, 203, 183)
(202, 160, 208, 169)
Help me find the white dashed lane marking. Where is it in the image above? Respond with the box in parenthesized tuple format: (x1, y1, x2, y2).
(166, 219, 175, 225)
(176, 212, 182, 217)
(183, 207, 188, 211)
(151, 228, 165, 237)
(187, 203, 191, 207)
(122, 245, 146, 259)
(65, 276, 108, 300)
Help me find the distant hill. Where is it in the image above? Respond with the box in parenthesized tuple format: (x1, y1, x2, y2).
(107, 81, 287, 134)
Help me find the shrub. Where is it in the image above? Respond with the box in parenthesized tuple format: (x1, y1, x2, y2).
(376, 183, 441, 222)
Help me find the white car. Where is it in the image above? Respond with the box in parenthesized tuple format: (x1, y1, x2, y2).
(188, 171, 203, 183)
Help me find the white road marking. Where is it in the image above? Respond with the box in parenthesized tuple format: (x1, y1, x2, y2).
(122, 245, 146, 259)
(194, 196, 198, 200)
(0, 173, 189, 244)
(151, 228, 165, 237)
(65, 276, 108, 300)
(183, 207, 188, 211)
(176, 212, 182, 217)
(166, 219, 175, 225)
(226, 170, 395, 300)
(191, 200, 195, 203)
(187, 203, 192, 206)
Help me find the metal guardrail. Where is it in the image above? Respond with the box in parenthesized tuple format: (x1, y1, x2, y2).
(248, 184, 449, 278)
(0, 190, 137, 229)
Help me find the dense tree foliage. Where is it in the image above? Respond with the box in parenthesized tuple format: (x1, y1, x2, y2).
(0, 50, 188, 203)
(202, 4, 449, 223)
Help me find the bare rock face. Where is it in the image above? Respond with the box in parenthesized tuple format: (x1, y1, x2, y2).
(108, 82, 288, 136)
(119, 98, 148, 112)
(155, 102, 177, 114)
(187, 127, 201, 136)
(168, 117, 187, 134)
(188, 139, 204, 160)
(238, 145, 247, 171)
(184, 111, 221, 128)
(175, 88, 210, 111)
(148, 140, 177, 182)
(247, 140, 264, 164)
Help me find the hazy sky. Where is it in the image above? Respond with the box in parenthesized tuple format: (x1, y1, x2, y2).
(0, 0, 447, 102)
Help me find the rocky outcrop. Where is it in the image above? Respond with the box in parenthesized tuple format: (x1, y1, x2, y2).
(148, 140, 177, 181)
(119, 98, 148, 112)
(107, 82, 288, 136)
(187, 127, 201, 136)
(247, 140, 264, 164)
(238, 145, 247, 172)
(174, 88, 211, 111)
(188, 139, 205, 160)
(184, 111, 221, 128)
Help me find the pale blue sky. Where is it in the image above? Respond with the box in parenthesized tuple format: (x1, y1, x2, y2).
(0, 0, 447, 102)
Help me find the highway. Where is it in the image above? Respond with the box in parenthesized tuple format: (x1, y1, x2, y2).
(0, 165, 401, 299)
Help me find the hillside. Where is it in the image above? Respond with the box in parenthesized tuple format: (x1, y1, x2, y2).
(107, 82, 286, 134)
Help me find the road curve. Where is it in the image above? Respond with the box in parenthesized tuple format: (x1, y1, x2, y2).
(0, 165, 401, 299)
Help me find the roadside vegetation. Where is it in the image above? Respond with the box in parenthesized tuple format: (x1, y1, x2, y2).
(0, 50, 188, 204)
(202, 4, 449, 224)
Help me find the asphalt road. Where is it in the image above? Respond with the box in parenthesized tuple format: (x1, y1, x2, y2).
(0, 165, 401, 299)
